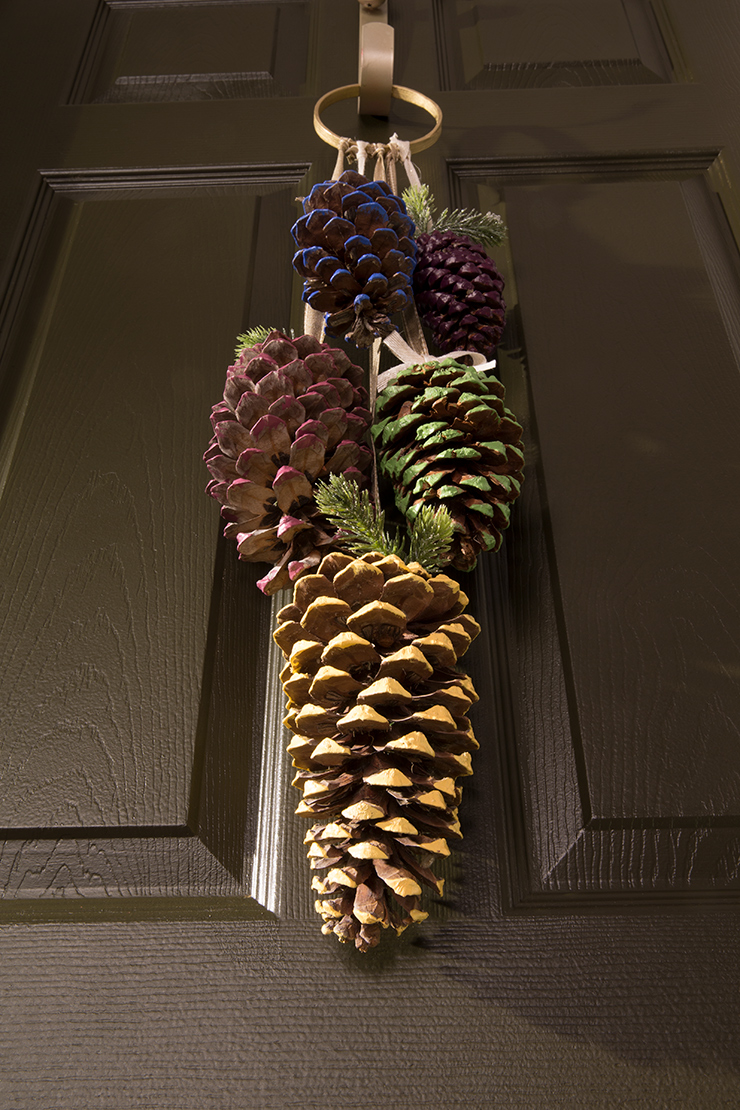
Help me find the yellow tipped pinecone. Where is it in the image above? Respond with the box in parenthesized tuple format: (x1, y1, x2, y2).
(273, 550, 481, 951)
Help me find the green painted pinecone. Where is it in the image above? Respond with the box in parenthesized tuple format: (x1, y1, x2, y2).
(273, 550, 481, 952)
(292, 169, 416, 348)
(204, 331, 372, 594)
(373, 358, 525, 571)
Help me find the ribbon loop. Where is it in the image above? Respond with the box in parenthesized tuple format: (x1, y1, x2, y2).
(378, 339, 496, 392)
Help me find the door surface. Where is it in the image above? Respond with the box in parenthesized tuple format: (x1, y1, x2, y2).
(1, 2, 740, 1106)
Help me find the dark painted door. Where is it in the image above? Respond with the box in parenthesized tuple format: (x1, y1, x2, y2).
(2, 2, 740, 1106)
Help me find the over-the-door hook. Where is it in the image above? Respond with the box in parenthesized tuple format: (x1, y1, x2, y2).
(357, 0, 394, 116)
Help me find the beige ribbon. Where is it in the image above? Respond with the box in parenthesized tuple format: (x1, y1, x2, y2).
(331, 136, 357, 181)
(387, 135, 422, 193)
(379, 332, 497, 391)
(355, 139, 372, 176)
(304, 303, 325, 342)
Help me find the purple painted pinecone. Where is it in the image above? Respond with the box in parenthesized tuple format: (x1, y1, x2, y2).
(292, 170, 416, 348)
(414, 230, 506, 359)
(204, 331, 372, 595)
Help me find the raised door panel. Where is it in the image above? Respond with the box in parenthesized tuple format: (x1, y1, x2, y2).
(438, 0, 673, 89)
(0, 172, 303, 900)
(453, 161, 740, 899)
(70, 0, 310, 104)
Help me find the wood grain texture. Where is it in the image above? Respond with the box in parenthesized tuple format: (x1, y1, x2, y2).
(190, 543, 270, 886)
(0, 191, 258, 829)
(0, 836, 240, 900)
(42, 164, 312, 195)
(680, 174, 740, 368)
(487, 175, 740, 895)
(0, 913, 738, 1109)
(97, 73, 283, 103)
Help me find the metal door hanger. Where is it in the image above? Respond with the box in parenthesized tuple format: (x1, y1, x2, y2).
(358, 0, 394, 116)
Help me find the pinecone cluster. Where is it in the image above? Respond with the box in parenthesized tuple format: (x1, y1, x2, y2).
(292, 169, 416, 348)
(373, 358, 524, 571)
(274, 550, 481, 951)
(204, 331, 372, 594)
(414, 230, 506, 358)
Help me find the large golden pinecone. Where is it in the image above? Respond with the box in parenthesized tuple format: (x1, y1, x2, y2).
(292, 170, 416, 348)
(373, 358, 525, 571)
(273, 550, 481, 951)
(204, 331, 372, 593)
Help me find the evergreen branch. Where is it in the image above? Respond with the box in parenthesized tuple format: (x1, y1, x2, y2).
(403, 183, 506, 248)
(315, 475, 403, 558)
(408, 504, 455, 572)
(234, 325, 273, 356)
(402, 184, 436, 234)
(434, 207, 506, 248)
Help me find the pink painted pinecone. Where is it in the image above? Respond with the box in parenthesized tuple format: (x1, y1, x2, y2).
(204, 331, 372, 594)
(414, 230, 506, 359)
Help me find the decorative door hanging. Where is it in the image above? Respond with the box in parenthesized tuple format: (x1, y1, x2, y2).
(204, 15, 525, 951)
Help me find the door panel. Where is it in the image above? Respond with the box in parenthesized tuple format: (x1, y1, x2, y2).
(442, 0, 672, 88)
(0, 165, 305, 896)
(1, 192, 254, 828)
(470, 170, 740, 896)
(69, 0, 310, 104)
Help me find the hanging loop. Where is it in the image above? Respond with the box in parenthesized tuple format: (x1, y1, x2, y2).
(313, 84, 443, 155)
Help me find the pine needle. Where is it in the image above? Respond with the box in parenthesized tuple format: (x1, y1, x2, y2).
(434, 207, 506, 248)
(402, 184, 435, 234)
(408, 504, 455, 572)
(315, 475, 403, 559)
(234, 325, 273, 356)
(316, 476, 456, 571)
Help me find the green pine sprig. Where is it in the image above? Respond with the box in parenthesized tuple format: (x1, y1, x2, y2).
(403, 184, 506, 248)
(234, 325, 273, 356)
(403, 183, 436, 234)
(434, 206, 506, 248)
(315, 474, 454, 572)
(408, 503, 456, 572)
(315, 475, 403, 559)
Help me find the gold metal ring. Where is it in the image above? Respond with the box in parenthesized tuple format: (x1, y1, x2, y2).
(313, 84, 442, 154)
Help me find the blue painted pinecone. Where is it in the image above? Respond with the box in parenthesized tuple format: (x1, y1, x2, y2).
(292, 170, 416, 348)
